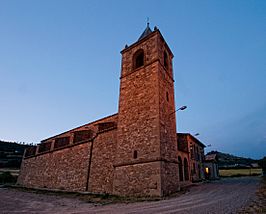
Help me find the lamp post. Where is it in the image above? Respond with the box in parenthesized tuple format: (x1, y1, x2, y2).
(170, 105, 187, 134)
(170, 105, 187, 116)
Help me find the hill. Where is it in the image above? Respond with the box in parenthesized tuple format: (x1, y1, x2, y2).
(206, 151, 259, 169)
(0, 140, 32, 168)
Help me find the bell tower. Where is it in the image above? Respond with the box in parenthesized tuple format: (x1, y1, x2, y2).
(113, 24, 179, 196)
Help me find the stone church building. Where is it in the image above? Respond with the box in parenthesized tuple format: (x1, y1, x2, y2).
(17, 24, 205, 197)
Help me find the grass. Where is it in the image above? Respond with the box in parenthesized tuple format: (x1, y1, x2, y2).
(219, 168, 262, 177)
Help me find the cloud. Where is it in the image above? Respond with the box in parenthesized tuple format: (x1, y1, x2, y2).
(204, 103, 266, 159)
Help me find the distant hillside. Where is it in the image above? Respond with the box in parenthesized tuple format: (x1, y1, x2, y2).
(0, 140, 32, 168)
(206, 151, 259, 169)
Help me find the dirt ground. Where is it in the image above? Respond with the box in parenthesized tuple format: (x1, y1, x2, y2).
(237, 176, 266, 213)
(0, 176, 263, 214)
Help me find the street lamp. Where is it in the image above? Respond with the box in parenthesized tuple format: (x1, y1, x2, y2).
(194, 133, 200, 136)
(178, 105, 187, 111)
(171, 105, 187, 134)
(170, 105, 187, 115)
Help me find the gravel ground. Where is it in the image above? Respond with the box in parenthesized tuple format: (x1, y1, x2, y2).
(0, 176, 261, 214)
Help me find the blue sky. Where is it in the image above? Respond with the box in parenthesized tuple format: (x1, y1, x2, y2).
(0, 0, 265, 159)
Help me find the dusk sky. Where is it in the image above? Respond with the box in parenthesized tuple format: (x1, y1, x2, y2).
(0, 0, 265, 159)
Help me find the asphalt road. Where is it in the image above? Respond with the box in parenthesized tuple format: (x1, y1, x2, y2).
(0, 177, 260, 214)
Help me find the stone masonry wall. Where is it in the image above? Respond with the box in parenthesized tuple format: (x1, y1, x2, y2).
(158, 37, 177, 161)
(161, 161, 180, 195)
(157, 34, 180, 193)
(114, 30, 180, 196)
(116, 64, 160, 165)
(88, 129, 117, 194)
(114, 32, 162, 196)
(113, 161, 161, 196)
(18, 114, 118, 193)
(17, 143, 90, 191)
(116, 32, 161, 166)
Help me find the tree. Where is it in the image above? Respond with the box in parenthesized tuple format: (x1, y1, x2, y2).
(258, 157, 266, 176)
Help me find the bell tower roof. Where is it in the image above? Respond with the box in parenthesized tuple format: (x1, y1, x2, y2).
(138, 22, 153, 41)
(121, 24, 173, 58)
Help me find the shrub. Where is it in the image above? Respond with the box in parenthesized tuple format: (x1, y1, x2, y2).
(0, 171, 17, 184)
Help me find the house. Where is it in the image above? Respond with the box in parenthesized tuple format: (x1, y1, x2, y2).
(177, 133, 205, 183)
(204, 153, 219, 180)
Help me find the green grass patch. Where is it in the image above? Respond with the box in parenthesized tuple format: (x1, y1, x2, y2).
(219, 168, 262, 177)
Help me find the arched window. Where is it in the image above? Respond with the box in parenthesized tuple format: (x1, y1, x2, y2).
(184, 158, 189, 181)
(178, 156, 183, 181)
(133, 49, 144, 69)
(163, 51, 168, 69)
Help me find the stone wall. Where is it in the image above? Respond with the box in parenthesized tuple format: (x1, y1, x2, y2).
(88, 129, 117, 194)
(157, 32, 179, 194)
(114, 30, 180, 196)
(17, 143, 90, 191)
(113, 161, 161, 196)
(116, 63, 160, 165)
(17, 114, 118, 193)
(158, 61, 177, 161)
(161, 161, 180, 195)
(115, 32, 162, 196)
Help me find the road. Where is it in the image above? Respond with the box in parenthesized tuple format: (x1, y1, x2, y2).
(0, 177, 260, 214)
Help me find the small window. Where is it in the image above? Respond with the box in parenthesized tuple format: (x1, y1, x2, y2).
(133, 150, 138, 159)
(54, 137, 70, 149)
(164, 51, 168, 69)
(73, 130, 93, 143)
(38, 141, 52, 153)
(166, 91, 169, 102)
(133, 49, 144, 69)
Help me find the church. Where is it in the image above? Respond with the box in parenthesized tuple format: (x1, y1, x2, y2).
(17, 24, 206, 196)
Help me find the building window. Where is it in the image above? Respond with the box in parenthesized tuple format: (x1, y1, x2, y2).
(38, 141, 52, 153)
(166, 91, 169, 102)
(164, 51, 168, 69)
(54, 137, 70, 149)
(133, 150, 138, 159)
(133, 49, 144, 69)
(73, 130, 93, 143)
